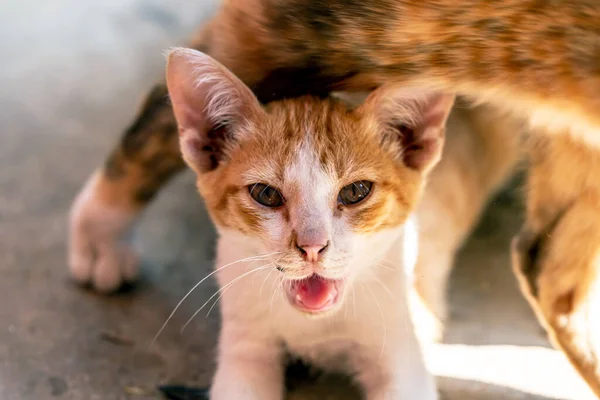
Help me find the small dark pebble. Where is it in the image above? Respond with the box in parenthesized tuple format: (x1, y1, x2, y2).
(99, 331, 134, 346)
(48, 376, 68, 396)
(158, 385, 209, 400)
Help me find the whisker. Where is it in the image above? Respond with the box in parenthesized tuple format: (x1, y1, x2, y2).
(352, 285, 357, 319)
(359, 283, 372, 321)
(270, 276, 285, 313)
(375, 263, 395, 271)
(250, 259, 264, 286)
(206, 264, 273, 318)
(374, 258, 398, 268)
(259, 184, 270, 198)
(259, 268, 276, 297)
(372, 274, 400, 303)
(367, 285, 387, 360)
(181, 265, 272, 332)
(268, 271, 279, 316)
(344, 290, 349, 320)
(150, 251, 280, 347)
(278, 282, 286, 305)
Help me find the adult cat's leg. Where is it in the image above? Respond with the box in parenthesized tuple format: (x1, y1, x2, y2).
(69, 84, 185, 292)
(512, 132, 600, 397)
(196, 9, 600, 391)
(194, 11, 600, 392)
(412, 104, 523, 342)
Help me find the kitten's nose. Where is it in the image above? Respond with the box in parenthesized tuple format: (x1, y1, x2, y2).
(296, 241, 329, 262)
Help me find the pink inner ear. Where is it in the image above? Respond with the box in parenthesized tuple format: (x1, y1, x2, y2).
(166, 48, 263, 173)
(381, 91, 454, 173)
(358, 86, 454, 173)
(401, 133, 443, 171)
(181, 124, 232, 173)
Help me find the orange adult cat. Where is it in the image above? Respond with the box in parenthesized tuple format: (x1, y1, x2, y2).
(69, 0, 600, 395)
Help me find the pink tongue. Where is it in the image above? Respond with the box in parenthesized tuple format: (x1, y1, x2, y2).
(296, 276, 335, 310)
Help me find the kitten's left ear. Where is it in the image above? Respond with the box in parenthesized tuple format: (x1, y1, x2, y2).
(165, 47, 264, 174)
(358, 86, 455, 174)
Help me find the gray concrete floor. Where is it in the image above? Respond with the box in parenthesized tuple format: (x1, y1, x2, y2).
(0, 1, 597, 399)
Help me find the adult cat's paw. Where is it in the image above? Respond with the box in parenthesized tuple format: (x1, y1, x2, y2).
(68, 172, 139, 293)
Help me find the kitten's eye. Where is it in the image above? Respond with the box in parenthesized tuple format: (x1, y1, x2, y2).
(338, 181, 373, 205)
(249, 183, 285, 208)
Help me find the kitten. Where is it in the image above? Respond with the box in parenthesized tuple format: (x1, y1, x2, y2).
(166, 47, 452, 400)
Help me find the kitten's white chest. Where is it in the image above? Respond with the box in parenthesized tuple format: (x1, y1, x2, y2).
(286, 335, 359, 372)
(276, 306, 363, 372)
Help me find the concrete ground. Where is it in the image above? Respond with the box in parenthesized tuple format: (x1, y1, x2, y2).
(0, 1, 597, 399)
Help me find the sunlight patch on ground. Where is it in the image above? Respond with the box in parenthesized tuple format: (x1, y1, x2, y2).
(427, 344, 596, 400)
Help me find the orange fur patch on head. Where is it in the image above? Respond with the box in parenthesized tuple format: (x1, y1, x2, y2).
(350, 173, 420, 233)
(208, 184, 265, 234)
(198, 95, 424, 236)
(167, 49, 451, 242)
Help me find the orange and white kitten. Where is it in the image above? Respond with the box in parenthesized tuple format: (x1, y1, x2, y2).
(166, 48, 457, 400)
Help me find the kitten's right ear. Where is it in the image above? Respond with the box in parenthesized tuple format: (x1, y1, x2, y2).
(358, 85, 455, 174)
(166, 48, 263, 173)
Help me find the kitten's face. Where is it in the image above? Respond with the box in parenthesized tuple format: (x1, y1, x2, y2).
(201, 99, 420, 313)
(166, 49, 454, 315)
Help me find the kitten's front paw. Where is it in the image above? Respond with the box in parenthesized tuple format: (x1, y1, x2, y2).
(366, 387, 438, 400)
(68, 172, 138, 293)
(210, 377, 281, 400)
(210, 356, 283, 400)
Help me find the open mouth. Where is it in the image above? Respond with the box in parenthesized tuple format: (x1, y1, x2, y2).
(285, 274, 345, 314)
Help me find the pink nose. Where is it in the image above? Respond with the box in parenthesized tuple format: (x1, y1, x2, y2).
(296, 242, 329, 262)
